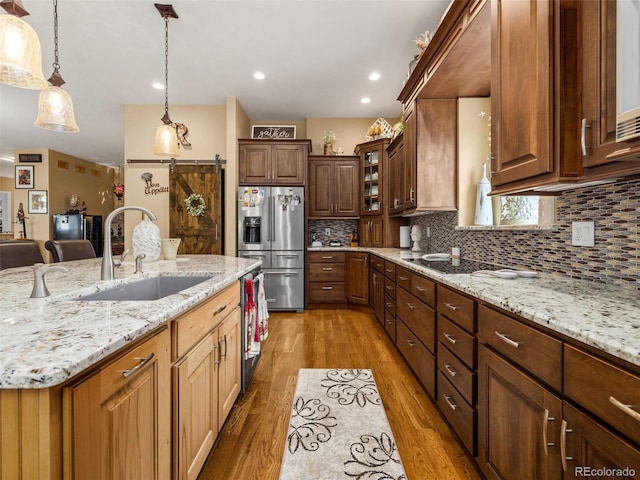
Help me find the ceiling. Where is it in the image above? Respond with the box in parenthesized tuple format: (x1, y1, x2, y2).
(0, 0, 450, 174)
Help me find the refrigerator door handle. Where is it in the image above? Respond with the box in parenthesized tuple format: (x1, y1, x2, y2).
(270, 195, 276, 242)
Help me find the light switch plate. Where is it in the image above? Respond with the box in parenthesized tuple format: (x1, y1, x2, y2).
(572, 221, 595, 247)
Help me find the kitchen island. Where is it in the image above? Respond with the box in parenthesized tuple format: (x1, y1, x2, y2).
(0, 255, 260, 480)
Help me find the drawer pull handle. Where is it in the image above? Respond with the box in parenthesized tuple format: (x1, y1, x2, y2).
(322, 267, 333, 271)
(406, 339, 416, 347)
(443, 395, 458, 411)
(543, 409, 556, 456)
(406, 302, 415, 310)
(385, 285, 393, 290)
(443, 333, 458, 345)
(214, 304, 228, 315)
(398, 276, 408, 281)
(609, 396, 640, 422)
(494, 331, 520, 348)
(443, 302, 459, 311)
(415, 286, 425, 292)
(444, 364, 457, 377)
(560, 419, 573, 471)
(122, 353, 154, 378)
(322, 286, 333, 290)
(322, 256, 334, 259)
(386, 320, 392, 325)
(386, 269, 393, 273)
(385, 303, 393, 309)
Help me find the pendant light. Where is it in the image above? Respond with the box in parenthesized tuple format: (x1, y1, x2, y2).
(153, 3, 179, 157)
(0, 0, 47, 89)
(35, 0, 79, 132)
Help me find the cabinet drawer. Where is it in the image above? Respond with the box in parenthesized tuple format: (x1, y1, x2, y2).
(396, 287, 435, 353)
(438, 342, 476, 405)
(395, 267, 412, 292)
(383, 294, 396, 317)
(438, 315, 476, 368)
(383, 261, 396, 280)
(437, 371, 475, 455)
(564, 345, 640, 446)
(396, 319, 435, 398)
(384, 310, 396, 343)
(383, 277, 396, 299)
(370, 255, 385, 272)
(173, 283, 240, 359)
(411, 274, 436, 308)
(478, 305, 562, 391)
(308, 251, 346, 263)
(308, 282, 345, 303)
(308, 262, 345, 282)
(438, 286, 475, 333)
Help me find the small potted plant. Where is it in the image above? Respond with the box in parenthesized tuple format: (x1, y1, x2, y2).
(323, 130, 337, 155)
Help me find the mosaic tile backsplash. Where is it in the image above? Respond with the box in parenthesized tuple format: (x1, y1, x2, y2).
(308, 219, 359, 246)
(411, 177, 640, 290)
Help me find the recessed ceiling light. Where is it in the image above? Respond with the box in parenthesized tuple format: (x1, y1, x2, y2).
(369, 72, 381, 81)
(361, 97, 371, 104)
(152, 82, 164, 90)
(0, 156, 14, 163)
(253, 71, 266, 80)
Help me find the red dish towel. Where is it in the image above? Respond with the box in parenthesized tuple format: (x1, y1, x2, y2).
(244, 279, 260, 359)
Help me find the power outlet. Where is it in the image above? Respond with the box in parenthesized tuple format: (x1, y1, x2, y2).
(424, 226, 431, 237)
(572, 221, 595, 247)
(325, 228, 330, 236)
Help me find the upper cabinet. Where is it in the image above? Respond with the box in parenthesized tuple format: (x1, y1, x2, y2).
(238, 139, 311, 185)
(308, 155, 360, 219)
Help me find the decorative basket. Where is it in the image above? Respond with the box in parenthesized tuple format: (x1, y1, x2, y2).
(365, 117, 394, 141)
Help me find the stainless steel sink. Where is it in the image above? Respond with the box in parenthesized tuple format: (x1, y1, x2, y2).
(75, 275, 214, 301)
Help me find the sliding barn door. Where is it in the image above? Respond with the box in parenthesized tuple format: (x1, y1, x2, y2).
(170, 165, 222, 254)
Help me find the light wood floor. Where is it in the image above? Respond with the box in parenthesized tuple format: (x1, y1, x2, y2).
(197, 308, 482, 480)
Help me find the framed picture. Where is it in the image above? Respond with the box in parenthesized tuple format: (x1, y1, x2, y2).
(15, 165, 34, 189)
(28, 190, 48, 214)
(18, 153, 42, 163)
(251, 125, 296, 139)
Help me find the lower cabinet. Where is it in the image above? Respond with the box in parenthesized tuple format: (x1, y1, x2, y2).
(307, 251, 346, 303)
(64, 328, 172, 480)
(369, 256, 385, 324)
(346, 252, 369, 304)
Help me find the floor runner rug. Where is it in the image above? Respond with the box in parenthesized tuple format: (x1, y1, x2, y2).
(279, 368, 406, 480)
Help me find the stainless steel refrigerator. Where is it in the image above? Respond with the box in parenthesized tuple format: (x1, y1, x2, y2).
(237, 186, 304, 311)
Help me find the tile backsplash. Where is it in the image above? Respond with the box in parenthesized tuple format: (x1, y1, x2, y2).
(308, 219, 359, 246)
(411, 177, 640, 290)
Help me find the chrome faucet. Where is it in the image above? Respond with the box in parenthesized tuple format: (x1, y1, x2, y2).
(31, 263, 69, 298)
(134, 253, 146, 274)
(102, 206, 157, 281)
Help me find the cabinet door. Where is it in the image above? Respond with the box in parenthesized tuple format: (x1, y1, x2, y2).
(239, 143, 270, 184)
(478, 345, 562, 480)
(174, 331, 220, 480)
(67, 329, 171, 480)
(402, 103, 416, 209)
(218, 308, 241, 423)
(359, 218, 372, 247)
(387, 137, 403, 213)
(490, 0, 553, 186)
(271, 144, 306, 184)
(370, 216, 384, 248)
(581, 0, 619, 168)
(369, 268, 385, 324)
(308, 159, 334, 217)
(562, 402, 640, 479)
(334, 160, 360, 217)
(346, 252, 369, 304)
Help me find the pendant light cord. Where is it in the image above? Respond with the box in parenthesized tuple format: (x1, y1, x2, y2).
(52, 0, 59, 72)
(163, 15, 170, 120)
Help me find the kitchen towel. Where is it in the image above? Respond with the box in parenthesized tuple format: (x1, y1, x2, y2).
(256, 272, 269, 341)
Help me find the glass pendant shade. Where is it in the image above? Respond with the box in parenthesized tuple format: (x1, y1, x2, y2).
(153, 123, 180, 157)
(35, 85, 79, 132)
(0, 14, 47, 89)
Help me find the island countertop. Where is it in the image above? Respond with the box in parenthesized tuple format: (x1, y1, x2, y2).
(309, 246, 640, 369)
(0, 255, 260, 389)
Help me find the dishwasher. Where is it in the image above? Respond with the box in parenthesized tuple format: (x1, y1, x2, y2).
(240, 267, 264, 393)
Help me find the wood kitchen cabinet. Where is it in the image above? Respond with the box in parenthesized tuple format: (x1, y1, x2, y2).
(308, 155, 359, 218)
(359, 216, 383, 248)
(346, 252, 369, 305)
(65, 328, 172, 480)
(369, 255, 385, 325)
(238, 139, 311, 185)
(307, 251, 346, 304)
(386, 134, 404, 215)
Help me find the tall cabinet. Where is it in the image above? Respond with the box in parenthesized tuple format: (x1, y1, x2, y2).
(238, 139, 311, 185)
(356, 138, 406, 247)
(308, 155, 359, 218)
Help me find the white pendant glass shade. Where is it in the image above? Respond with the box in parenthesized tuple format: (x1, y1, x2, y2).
(35, 85, 80, 132)
(0, 14, 47, 89)
(153, 123, 180, 157)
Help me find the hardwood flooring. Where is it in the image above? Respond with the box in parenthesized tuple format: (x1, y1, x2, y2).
(197, 308, 482, 480)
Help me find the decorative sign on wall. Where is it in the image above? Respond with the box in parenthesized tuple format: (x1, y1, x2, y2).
(251, 125, 296, 139)
(141, 172, 169, 195)
(18, 153, 42, 163)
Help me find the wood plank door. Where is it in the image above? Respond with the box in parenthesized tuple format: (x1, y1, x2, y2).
(170, 165, 222, 255)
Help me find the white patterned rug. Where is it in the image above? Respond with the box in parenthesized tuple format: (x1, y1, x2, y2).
(279, 369, 406, 480)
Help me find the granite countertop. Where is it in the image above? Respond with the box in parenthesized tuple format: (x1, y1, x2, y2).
(0, 255, 260, 389)
(309, 246, 640, 369)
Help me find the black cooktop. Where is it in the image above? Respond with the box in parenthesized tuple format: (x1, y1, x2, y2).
(401, 257, 501, 274)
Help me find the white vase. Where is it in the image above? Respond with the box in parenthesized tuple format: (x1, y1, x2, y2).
(132, 219, 161, 262)
(161, 238, 181, 260)
(474, 164, 493, 226)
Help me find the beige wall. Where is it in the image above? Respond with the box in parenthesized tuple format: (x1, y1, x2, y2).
(0, 176, 14, 233)
(123, 104, 227, 251)
(306, 117, 399, 155)
(227, 98, 251, 255)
